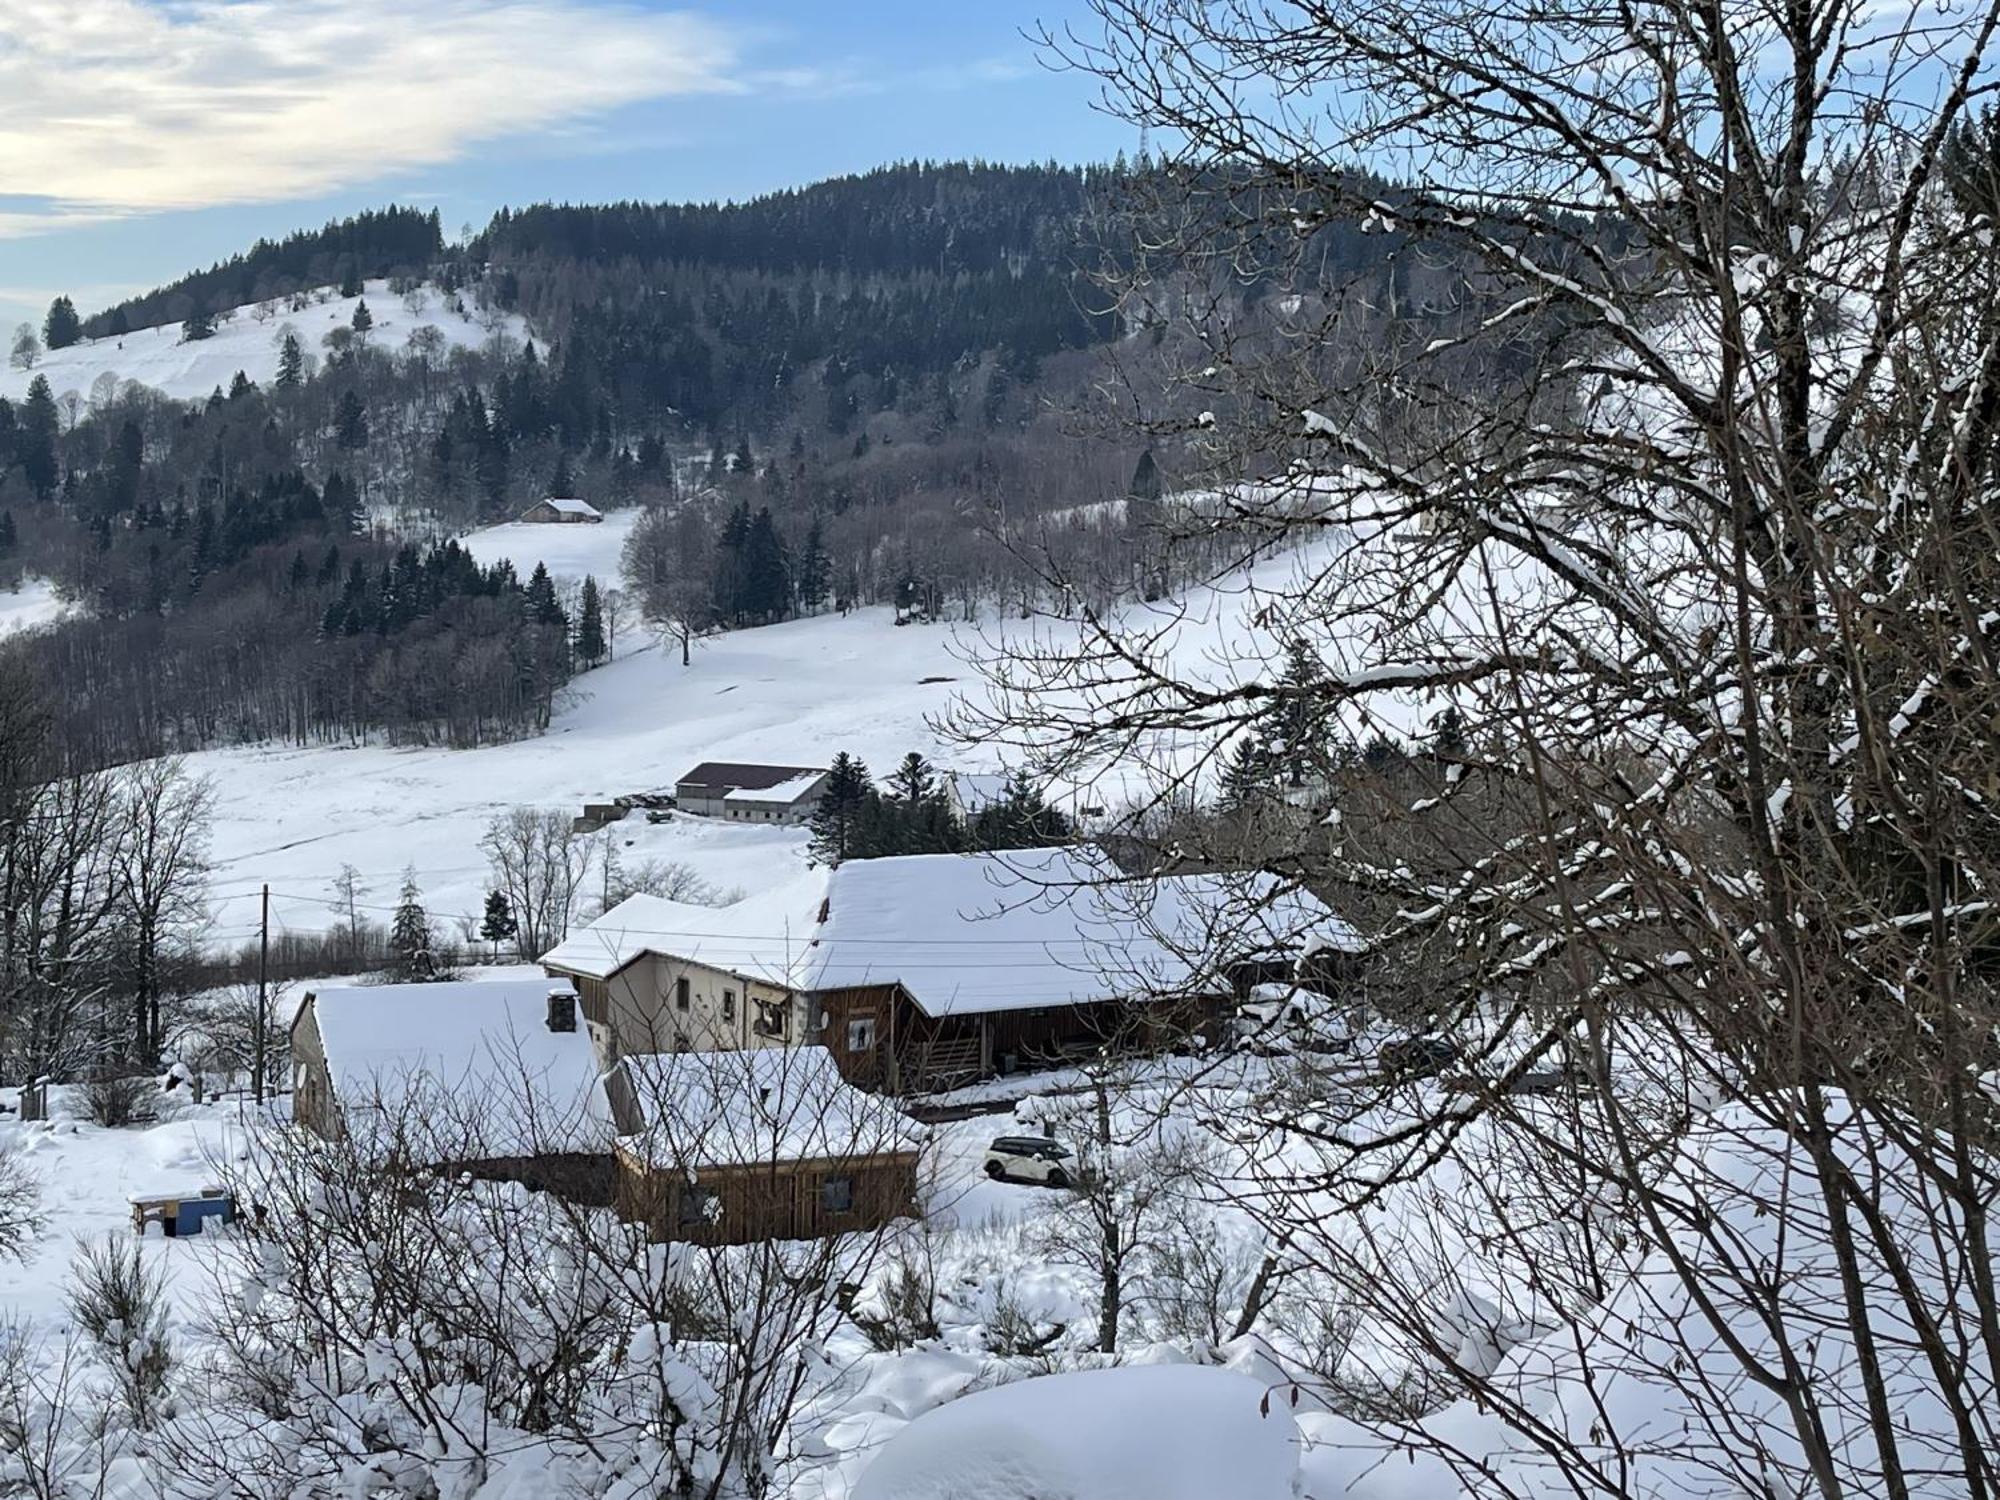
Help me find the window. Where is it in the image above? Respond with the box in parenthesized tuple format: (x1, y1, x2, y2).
(722, 988, 737, 1022)
(821, 1175, 854, 1214)
(847, 1016, 877, 1053)
(675, 976, 690, 1012)
(753, 998, 789, 1040)
(678, 1186, 716, 1226)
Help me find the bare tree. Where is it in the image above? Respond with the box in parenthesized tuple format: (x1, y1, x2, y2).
(623, 496, 717, 667)
(110, 758, 212, 1064)
(8, 325, 37, 371)
(938, 1, 2000, 1494)
(481, 807, 596, 957)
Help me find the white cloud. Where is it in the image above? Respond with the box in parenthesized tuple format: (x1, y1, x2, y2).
(0, 1, 745, 234)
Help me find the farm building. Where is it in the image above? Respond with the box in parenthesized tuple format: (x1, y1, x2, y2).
(540, 871, 824, 1062)
(519, 496, 603, 523)
(290, 978, 619, 1200)
(674, 761, 828, 822)
(544, 845, 1356, 1095)
(613, 1045, 923, 1243)
(797, 847, 1360, 1091)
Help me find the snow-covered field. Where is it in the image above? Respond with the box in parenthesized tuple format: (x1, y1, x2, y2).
(191, 517, 1368, 950)
(0, 281, 528, 406)
(0, 575, 70, 635)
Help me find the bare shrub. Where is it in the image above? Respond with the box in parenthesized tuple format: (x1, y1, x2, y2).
(78, 1074, 157, 1128)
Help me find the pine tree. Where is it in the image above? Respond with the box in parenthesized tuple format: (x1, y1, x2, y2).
(351, 300, 374, 335)
(526, 561, 566, 628)
(339, 263, 364, 298)
(1216, 735, 1272, 811)
(479, 889, 519, 956)
(227, 370, 256, 401)
(41, 296, 81, 352)
(808, 753, 874, 865)
(18, 376, 58, 500)
(334, 390, 369, 450)
(181, 306, 214, 342)
(550, 449, 575, 497)
(796, 516, 831, 614)
(712, 500, 751, 624)
(970, 770, 1073, 850)
(576, 574, 607, 665)
(275, 332, 304, 388)
(744, 507, 790, 621)
(390, 868, 435, 980)
(107, 308, 129, 338)
(889, 751, 937, 805)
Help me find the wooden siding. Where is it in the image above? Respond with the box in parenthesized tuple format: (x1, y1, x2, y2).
(615, 1147, 920, 1244)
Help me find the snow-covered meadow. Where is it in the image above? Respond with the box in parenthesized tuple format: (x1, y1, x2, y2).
(0, 281, 527, 407)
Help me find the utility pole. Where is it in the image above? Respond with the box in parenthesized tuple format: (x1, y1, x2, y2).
(254, 883, 269, 1104)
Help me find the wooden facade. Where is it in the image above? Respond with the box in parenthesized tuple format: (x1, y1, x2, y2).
(808, 982, 1225, 1094)
(615, 1145, 921, 1245)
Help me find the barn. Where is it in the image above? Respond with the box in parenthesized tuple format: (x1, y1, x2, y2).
(519, 496, 603, 524)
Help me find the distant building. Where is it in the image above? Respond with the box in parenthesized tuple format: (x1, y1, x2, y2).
(674, 761, 828, 823)
(290, 978, 618, 1201)
(613, 1045, 923, 1244)
(520, 496, 603, 524)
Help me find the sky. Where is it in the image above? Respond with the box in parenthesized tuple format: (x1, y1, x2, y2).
(0, 1, 1134, 333)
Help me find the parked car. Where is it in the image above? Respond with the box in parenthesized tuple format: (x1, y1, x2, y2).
(983, 1135, 1076, 1187)
(1377, 1035, 1460, 1081)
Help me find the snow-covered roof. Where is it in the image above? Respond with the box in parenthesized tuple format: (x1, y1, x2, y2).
(945, 771, 1013, 813)
(304, 979, 612, 1157)
(724, 772, 825, 804)
(540, 872, 828, 984)
(618, 1045, 921, 1172)
(537, 496, 601, 518)
(800, 846, 1360, 1018)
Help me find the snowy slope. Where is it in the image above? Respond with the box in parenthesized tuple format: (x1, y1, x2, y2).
(0, 576, 70, 635)
(184, 517, 1379, 951)
(0, 281, 528, 405)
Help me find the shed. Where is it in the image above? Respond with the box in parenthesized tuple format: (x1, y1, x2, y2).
(674, 761, 828, 821)
(614, 1046, 923, 1243)
(520, 496, 603, 524)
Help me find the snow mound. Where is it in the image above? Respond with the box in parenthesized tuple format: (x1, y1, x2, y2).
(852, 1365, 1303, 1500)
(0, 282, 526, 405)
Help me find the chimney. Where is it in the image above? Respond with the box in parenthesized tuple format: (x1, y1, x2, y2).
(546, 988, 577, 1034)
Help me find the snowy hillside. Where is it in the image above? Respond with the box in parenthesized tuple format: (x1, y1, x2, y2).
(0, 576, 70, 635)
(0, 281, 528, 406)
(189, 517, 1366, 950)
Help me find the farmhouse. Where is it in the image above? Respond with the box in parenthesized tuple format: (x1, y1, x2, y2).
(539, 873, 824, 1062)
(519, 496, 603, 524)
(290, 978, 618, 1200)
(613, 1045, 922, 1244)
(798, 847, 1359, 1091)
(674, 761, 828, 823)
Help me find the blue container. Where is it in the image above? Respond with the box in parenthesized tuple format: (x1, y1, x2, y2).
(173, 1196, 234, 1237)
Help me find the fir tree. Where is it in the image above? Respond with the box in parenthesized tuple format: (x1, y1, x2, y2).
(334, 390, 369, 450)
(1129, 446, 1163, 501)
(969, 770, 1073, 850)
(18, 376, 58, 500)
(351, 300, 374, 335)
(227, 370, 256, 401)
(106, 308, 129, 338)
(339, 263, 364, 298)
(525, 561, 566, 628)
(796, 516, 831, 614)
(390, 868, 435, 980)
(808, 752, 873, 865)
(181, 306, 214, 342)
(41, 296, 81, 352)
(888, 751, 938, 805)
(479, 889, 519, 955)
(275, 333, 304, 388)
(576, 575, 607, 665)
(550, 449, 576, 496)
(743, 507, 790, 621)
(1216, 735, 1273, 811)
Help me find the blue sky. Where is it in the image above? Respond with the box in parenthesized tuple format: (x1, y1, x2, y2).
(0, 1, 1132, 331)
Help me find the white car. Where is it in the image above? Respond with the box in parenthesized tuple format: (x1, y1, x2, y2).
(983, 1135, 1076, 1187)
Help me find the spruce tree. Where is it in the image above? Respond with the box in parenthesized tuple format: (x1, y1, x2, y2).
(275, 332, 305, 388)
(479, 889, 519, 956)
(18, 376, 58, 500)
(888, 751, 937, 806)
(351, 300, 373, 335)
(41, 296, 81, 351)
(550, 449, 575, 497)
(808, 753, 873, 865)
(334, 390, 369, 450)
(339, 263, 363, 298)
(744, 507, 790, 621)
(181, 306, 214, 342)
(576, 575, 607, 665)
(390, 868, 434, 980)
(525, 561, 566, 628)
(796, 517, 831, 614)
(1129, 446, 1163, 501)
